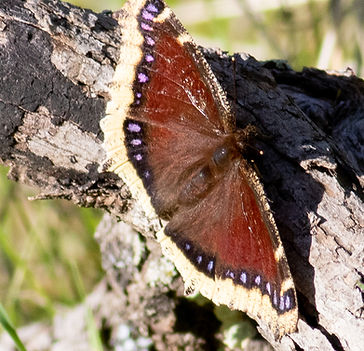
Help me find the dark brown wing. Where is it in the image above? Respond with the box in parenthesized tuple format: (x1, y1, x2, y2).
(158, 159, 297, 337)
(101, 0, 233, 216)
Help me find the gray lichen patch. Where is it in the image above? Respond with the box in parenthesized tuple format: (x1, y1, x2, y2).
(14, 106, 105, 173)
(0, 19, 8, 45)
(51, 45, 113, 96)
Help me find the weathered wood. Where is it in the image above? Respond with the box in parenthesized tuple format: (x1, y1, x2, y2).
(0, 0, 363, 350)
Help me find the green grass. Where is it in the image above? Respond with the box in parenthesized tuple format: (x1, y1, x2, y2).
(0, 165, 103, 328)
(0, 304, 27, 351)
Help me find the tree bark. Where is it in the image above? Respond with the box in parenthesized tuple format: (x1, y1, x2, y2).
(0, 0, 363, 350)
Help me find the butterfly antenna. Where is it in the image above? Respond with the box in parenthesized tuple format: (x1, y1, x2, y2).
(232, 53, 238, 116)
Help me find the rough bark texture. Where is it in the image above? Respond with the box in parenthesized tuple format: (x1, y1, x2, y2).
(0, 1, 363, 350)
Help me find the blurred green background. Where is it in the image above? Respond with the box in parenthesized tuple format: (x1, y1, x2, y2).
(0, 0, 362, 345)
(77, 0, 363, 73)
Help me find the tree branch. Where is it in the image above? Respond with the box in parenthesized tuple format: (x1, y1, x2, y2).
(0, 1, 363, 350)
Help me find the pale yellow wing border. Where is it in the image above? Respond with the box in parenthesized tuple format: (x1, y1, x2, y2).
(157, 228, 297, 339)
(100, 0, 157, 220)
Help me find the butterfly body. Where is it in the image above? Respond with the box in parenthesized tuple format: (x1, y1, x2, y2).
(101, 0, 298, 339)
(175, 136, 237, 206)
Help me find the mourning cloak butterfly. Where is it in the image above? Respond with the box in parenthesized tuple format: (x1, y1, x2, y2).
(101, 0, 298, 338)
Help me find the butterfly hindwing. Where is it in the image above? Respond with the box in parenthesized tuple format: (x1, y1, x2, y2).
(159, 159, 297, 336)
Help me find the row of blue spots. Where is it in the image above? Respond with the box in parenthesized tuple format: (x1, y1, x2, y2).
(133, 1, 163, 105)
(180, 239, 295, 312)
(125, 120, 151, 182)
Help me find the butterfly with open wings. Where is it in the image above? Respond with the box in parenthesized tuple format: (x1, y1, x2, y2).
(101, 0, 298, 339)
